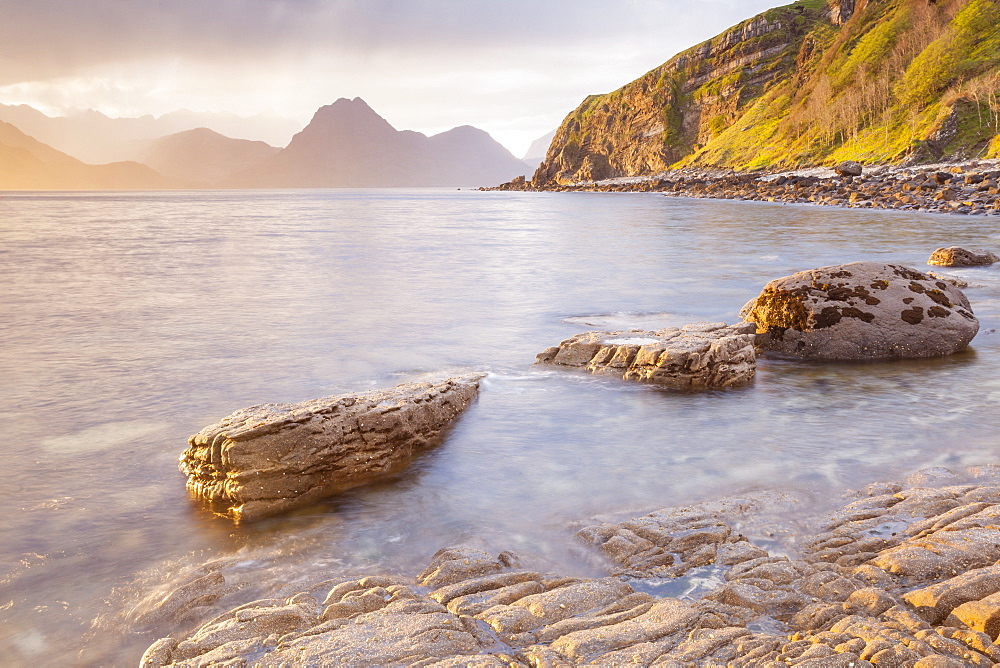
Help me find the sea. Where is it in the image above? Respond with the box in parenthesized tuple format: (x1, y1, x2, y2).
(1, 188, 999, 665)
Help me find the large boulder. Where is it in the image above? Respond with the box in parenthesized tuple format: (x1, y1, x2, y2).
(741, 262, 978, 360)
(535, 322, 756, 390)
(834, 160, 863, 177)
(180, 375, 483, 522)
(928, 246, 999, 267)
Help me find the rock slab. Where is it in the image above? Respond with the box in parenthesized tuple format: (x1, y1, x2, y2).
(535, 322, 756, 390)
(928, 246, 999, 267)
(180, 375, 483, 522)
(740, 262, 978, 360)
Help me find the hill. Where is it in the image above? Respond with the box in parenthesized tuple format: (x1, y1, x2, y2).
(136, 128, 279, 185)
(233, 97, 528, 188)
(0, 121, 179, 190)
(534, 0, 1000, 184)
(0, 104, 298, 164)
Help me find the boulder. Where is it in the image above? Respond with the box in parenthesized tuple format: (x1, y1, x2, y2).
(835, 161, 864, 177)
(928, 246, 999, 267)
(180, 375, 483, 521)
(535, 322, 756, 390)
(740, 262, 978, 360)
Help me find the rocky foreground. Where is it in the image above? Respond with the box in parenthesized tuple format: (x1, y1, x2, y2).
(485, 161, 1000, 217)
(143, 465, 1000, 667)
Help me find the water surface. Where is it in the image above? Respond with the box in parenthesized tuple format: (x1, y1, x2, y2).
(1, 189, 998, 664)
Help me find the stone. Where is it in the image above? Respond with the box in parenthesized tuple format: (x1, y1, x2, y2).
(835, 160, 864, 177)
(928, 246, 999, 267)
(740, 262, 979, 360)
(949, 593, 1000, 639)
(535, 322, 756, 390)
(180, 375, 483, 521)
(904, 565, 1000, 624)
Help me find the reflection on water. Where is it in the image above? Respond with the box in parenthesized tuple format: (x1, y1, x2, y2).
(0, 189, 999, 664)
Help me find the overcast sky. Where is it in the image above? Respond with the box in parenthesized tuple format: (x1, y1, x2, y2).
(0, 0, 782, 155)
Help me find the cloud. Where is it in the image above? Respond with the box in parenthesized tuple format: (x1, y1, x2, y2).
(0, 0, 781, 154)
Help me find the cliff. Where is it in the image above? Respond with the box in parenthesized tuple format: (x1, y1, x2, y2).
(233, 97, 528, 188)
(535, 0, 1000, 184)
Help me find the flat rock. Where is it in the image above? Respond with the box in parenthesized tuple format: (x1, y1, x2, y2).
(180, 374, 483, 521)
(535, 322, 756, 390)
(740, 261, 979, 360)
(144, 469, 1000, 666)
(928, 246, 999, 267)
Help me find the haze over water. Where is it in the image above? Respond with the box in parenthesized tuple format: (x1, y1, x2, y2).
(1, 189, 999, 665)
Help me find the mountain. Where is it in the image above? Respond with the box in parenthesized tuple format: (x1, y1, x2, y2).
(135, 128, 279, 185)
(0, 120, 179, 190)
(0, 104, 298, 164)
(534, 0, 1000, 184)
(233, 97, 528, 187)
(522, 129, 557, 172)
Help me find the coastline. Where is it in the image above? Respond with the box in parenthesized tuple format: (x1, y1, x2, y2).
(485, 159, 1000, 217)
(141, 463, 1000, 666)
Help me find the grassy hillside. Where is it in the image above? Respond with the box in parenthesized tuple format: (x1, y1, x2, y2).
(535, 0, 1000, 183)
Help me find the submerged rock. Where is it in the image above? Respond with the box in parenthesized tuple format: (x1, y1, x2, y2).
(180, 375, 483, 522)
(741, 261, 979, 360)
(928, 246, 999, 267)
(535, 322, 756, 390)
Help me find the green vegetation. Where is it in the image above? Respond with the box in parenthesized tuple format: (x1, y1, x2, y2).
(541, 0, 1000, 181)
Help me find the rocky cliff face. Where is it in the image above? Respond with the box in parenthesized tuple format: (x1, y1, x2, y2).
(534, 0, 1000, 183)
(534, 1, 829, 184)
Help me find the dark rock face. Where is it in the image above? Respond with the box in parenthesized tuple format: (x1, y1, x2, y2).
(928, 246, 999, 267)
(180, 375, 483, 522)
(535, 322, 757, 390)
(741, 262, 978, 360)
(142, 467, 1000, 667)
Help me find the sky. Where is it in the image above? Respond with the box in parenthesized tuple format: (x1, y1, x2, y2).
(0, 0, 783, 157)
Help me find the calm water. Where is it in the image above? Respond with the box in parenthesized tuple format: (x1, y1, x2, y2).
(1, 189, 999, 665)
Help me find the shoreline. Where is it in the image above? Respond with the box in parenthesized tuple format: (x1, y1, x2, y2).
(140, 463, 1000, 666)
(485, 159, 1000, 217)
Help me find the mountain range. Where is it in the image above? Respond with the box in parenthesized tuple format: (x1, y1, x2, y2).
(0, 98, 531, 189)
(232, 97, 530, 187)
(535, 0, 1000, 184)
(0, 120, 180, 190)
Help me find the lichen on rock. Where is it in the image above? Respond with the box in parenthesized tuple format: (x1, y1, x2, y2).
(741, 261, 978, 360)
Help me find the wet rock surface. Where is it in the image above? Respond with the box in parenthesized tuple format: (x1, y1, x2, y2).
(928, 246, 1000, 267)
(740, 262, 979, 360)
(535, 322, 756, 390)
(143, 466, 1000, 666)
(485, 161, 1000, 218)
(180, 375, 483, 522)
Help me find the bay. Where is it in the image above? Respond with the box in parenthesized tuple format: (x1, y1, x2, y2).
(0, 189, 998, 665)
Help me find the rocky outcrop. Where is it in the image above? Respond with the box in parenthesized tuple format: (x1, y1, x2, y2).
(180, 375, 483, 522)
(535, 322, 756, 390)
(143, 466, 1000, 667)
(530, 0, 1000, 180)
(740, 262, 979, 360)
(532, 2, 829, 185)
(928, 246, 999, 267)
